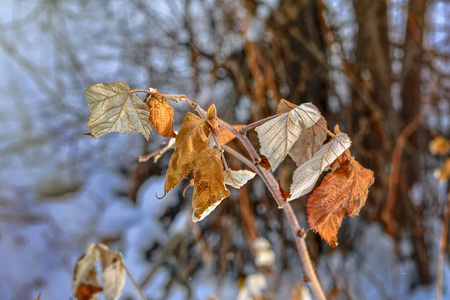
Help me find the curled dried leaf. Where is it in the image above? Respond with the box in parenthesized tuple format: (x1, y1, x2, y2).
(97, 244, 126, 300)
(86, 82, 153, 140)
(72, 244, 102, 300)
(289, 132, 352, 201)
(164, 113, 210, 195)
(192, 149, 230, 222)
(224, 169, 256, 189)
(207, 104, 219, 135)
(255, 102, 322, 171)
(146, 90, 176, 138)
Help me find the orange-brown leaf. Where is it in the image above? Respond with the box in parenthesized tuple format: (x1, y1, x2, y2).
(164, 113, 210, 195)
(146, 92, 176, 138)
(307, 157, 374, 247)
(218, 125, 245, 144)
(429, 135, 450, 155)
(434, 157, 450, 182)
(259, 157, 271, 170)
(207, 104, 219, 135)
(191, 149, 230, 222)
(75, 280, 103, 300)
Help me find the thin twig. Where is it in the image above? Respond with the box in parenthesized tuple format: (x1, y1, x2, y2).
(122, 263, 147, 300)
(222, 144, 257, 173)
(436, 193, 450, 300)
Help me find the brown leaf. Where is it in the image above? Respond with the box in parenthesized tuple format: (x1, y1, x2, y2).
(146, 91, 176, 138)
(191, 149, 230, 222)
(276, 99, 298, 114)
(207, 104, 219, 135)
(72, 244, 103, 300)
(429, 135, 450, 155)
(218, 125, 245, 144)
(75, 278, 103, 300)
(164, 113, 210, 195)
(259, 157, 271, 170)
(307, 156, 374, 247)
(434, 157, 450, 182)
(278, 180, 291, 200)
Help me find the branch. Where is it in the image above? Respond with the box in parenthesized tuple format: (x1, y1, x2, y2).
(182, 98, 326, 300)
(382, 74, 440, 235)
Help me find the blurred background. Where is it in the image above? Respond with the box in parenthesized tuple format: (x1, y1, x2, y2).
(0, 0, 449, 299)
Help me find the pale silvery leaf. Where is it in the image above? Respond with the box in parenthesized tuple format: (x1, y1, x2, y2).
(288, 116, 328, 167)
(255, 103, 321, 171)
(71, 244, 100, 294)
(97, 244, 126, 300)
(289, 132, 351, 201)
(224, 169, 256, 189)
(86, 82, 153, 140)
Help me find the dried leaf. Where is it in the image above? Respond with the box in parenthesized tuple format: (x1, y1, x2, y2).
(218, 125, 245, 145)
(259, 157, 271, 170)
(97, 244, 126, 300)
(307, 156, 374, 246)
(434, 157, 450, 182)
(276, 100, 328, 166)
(192, 149, 230, 222)
(429, 135, 450, 155)
(164, 113, 210, 195)
(289, 132, 352, 201)
(289, 117, 328, 166)
(72, 244, 103, 300)
(276, 99, 298, 114)
(207, 104, 219, 135)
(86, 82, 153, 140)
(278, 181, 291, 200)
(146, 90, 176, 138)
(224, 169, 256, 189)
(255, 103, 322, 171)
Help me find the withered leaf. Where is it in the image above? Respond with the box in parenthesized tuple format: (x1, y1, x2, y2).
(255, 102, 322, 171)
(289, 117, 328, 166)
(207, 104, 219, 136)
(192, 149, 230, 222)
(276, 99, 298, 114)
(97, 244, 126, 300)
(434, 157, 450, 182)
(72, 244, 102, 300)
(224, 169, 256, 189)
(218, 125, 245, 145)
(307, 156, 374, 247)
(289, 132, 351, 201)
(164, 113, 210, 195)
(146, 90, 176, 138)
(429, 135, 450, 155)
(276, 99, 328, 166)
(86, 82, 153, 140)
